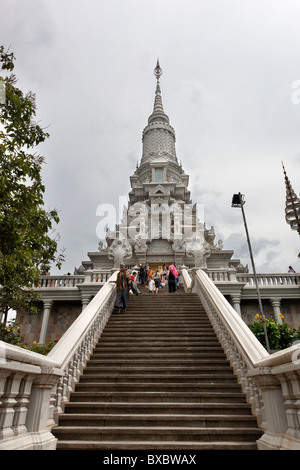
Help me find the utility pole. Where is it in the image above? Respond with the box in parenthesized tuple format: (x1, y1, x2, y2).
(232, 192, 271, 353)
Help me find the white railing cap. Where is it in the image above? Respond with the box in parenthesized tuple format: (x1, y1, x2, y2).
(48, 271, 117, 369)
(186, 268, 269, 367)
(0, 340, 60, 370)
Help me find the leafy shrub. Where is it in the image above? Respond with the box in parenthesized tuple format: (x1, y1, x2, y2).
(21, 338, 59, 355)
(248, 314, 300, 350)
(0, 321, 22, 345)
(0, 321, 58, 355)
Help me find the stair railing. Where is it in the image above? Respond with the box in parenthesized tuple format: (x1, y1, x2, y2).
(47, 271, 117, 421)
(183, 268, 268, 421)
(0, 271, 117, 450)
(182, 268, 300, 450)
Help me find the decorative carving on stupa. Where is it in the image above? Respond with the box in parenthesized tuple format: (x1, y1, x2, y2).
(107, 238, 132, 268)
(77, 60, 247, 274)
(186, 231, 211, 268)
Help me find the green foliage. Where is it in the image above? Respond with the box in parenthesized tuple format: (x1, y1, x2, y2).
(22, 338, 59, 355)
(0, 320, 22, 345)
(0, 317, 58, 355)
(0, 45, 64, 321)
(248, 314, 300, 350)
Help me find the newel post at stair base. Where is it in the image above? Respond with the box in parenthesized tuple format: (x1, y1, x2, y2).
(25, 366, 63, 450)
(248, 367, 288, 450)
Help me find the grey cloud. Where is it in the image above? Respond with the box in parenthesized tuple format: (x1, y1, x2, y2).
(1, 0, 300, 275)
(223, 233, 281, 272)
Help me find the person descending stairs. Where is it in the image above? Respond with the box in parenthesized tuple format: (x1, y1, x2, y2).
(53, 289, 262, 450)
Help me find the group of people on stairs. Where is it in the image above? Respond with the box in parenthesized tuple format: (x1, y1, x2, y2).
(109, 263, 180, 313)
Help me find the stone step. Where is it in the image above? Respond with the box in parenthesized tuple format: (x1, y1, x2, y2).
(73, 382, 242, 393)
(88, 353, 227, 360)
(129, 295, 198, 300)
(127, 302, 203, 305)
(120, 304, 205, 309)
(102, 324, 214, 329)
(128, 300, 203, 303)
(53, 425, 262, 443)
(94, 342, 221, 349)
(86, 358, 232, 367)
(94, 339, 221, 346)
(103, 328, 214, 334)
(103, 328, 213, 333)
(117, 309, 207, 314)
(100, 332, 217, 339)
(57, 413, 258, 428)
(55, 439, 259, 450)
(79, 373, 237, 384)
(126, 305, 203, 309)
(107, 324, 212, 328)
(83, 365, 234, 374)
(104, 317, 213, 322)
(93, 339, 224, 350)
(69, 391, 248, 404)
(112, 316, 209, 319)
(63, 401, 253, 415)
(97, 340, 218, 346)
(105, 316, 212, 322)
(123, 309, 204, 312)
(91, 345, 225, 352)
(129, 295, 201, 298)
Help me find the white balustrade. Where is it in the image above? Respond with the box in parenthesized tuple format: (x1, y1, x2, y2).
(36, 271, 113, 289)
(1, 268, 299, 450)
(237, 273, 299, 286)
(0, 344, 63, 449)
(36, 270, 300, 291)
(38, 275, 85, 288)
(207, 269, 231, 282)
(248, 346, 300, 450)
(0, 272, 117, 450)
(90, 271, 111, 283)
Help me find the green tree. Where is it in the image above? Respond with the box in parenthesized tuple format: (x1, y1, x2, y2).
(0, 46, 64, 323)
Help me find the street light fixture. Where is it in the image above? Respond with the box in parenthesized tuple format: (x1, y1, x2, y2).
(231, 192, 271, 353)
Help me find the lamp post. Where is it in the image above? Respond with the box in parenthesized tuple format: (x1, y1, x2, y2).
(231, 192, 271, 353)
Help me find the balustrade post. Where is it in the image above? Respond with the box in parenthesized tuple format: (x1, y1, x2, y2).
(248, 367, 288, 449)
(228, 269, 238, 282)
(84, 269, 93, 283)
(11, 373, 36, 437)
(81, 293, 91, 311)
(275, 368, 300, 447)
(25, 366, 62, 449)
(0, 370, 18, 440)
(231, 294, 242, 317)
(270, 298, 283, 324)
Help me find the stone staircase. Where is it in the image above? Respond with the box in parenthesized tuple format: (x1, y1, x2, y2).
(53, 288, 262, 450)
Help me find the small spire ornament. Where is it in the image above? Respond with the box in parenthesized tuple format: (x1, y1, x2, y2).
(154, 59, 162, 82)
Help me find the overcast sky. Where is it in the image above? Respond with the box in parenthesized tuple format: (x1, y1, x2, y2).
(1, 0, 300, 275)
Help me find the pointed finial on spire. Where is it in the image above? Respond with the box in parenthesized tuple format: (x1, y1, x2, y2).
(148, 59, 169, 125)
(154, 59, 162, 82)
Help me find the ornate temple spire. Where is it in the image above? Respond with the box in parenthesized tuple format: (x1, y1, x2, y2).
(282, 161, 300, 236)
(141, 60, 177, 163)
(148, 59, 170, 124)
